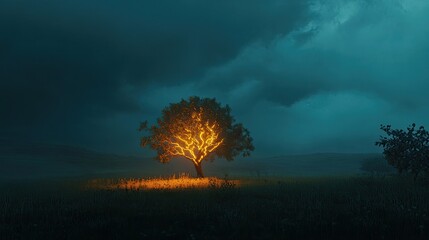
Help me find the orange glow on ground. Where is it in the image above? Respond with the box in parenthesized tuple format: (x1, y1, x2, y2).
(88, 174, 240, 190)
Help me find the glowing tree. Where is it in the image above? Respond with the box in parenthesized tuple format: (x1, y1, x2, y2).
(140, 96, 254, 178)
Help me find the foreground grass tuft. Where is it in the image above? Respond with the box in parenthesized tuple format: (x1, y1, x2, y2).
(87, 173, 240, 190)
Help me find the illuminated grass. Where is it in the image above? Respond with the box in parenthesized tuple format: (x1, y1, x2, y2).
(87, 173, 240, 190)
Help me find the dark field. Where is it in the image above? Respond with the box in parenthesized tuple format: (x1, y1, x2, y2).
(1, 176, 429, 240)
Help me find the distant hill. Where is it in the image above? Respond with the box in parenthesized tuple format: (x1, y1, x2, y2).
(0, 143, 150, 179)
(224, 153, 383, 177)
(0, 143, 383, 179)
(0, 143, 124, 160)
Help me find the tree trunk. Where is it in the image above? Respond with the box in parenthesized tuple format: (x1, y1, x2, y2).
(194, 163, 204, 178)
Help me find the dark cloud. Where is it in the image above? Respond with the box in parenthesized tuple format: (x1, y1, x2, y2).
(193, 0, 429, 154)
(198, 0, 429, 109)
(2, 0, 428, 155)
(0, 0, 314, 151)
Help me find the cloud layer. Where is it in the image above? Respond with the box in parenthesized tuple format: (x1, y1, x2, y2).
(1, 0, 428, 155)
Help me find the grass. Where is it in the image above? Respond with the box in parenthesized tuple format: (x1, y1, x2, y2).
(1, 175, 429, 239)
(87, 173, 240, 190)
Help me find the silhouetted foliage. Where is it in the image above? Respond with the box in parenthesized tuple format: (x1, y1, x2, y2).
(140, 96, 254, 177)
(375, 123, 429, 180)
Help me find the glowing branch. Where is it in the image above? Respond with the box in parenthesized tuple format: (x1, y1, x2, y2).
(162, 111, 224, 164)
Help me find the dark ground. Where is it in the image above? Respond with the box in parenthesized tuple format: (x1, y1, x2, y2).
(1, 176, 429, 240)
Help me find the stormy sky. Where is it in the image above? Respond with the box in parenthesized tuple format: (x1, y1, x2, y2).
(1, 0, 428, 156)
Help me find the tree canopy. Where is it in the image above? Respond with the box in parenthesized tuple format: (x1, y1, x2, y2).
(140, 96, 254, 177)
(375, 123, 429, 180)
